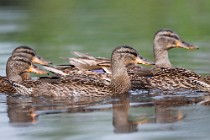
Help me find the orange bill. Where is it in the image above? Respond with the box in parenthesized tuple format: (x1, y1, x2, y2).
(25, 64, 48, 75)
(136, 56, 155, 66)
(32, 56, 51, 65)
(175, 40, 199, 50)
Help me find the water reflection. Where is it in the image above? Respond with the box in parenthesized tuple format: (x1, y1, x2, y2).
(112, 96, 189, 133)
(112, 97, 138, 133)
(6, 96, 106, 125)
(6, 94, 201, 133)
(7, 96, 38, 124)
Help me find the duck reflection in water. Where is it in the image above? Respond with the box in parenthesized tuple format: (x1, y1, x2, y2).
(6, 95, 190, 132)
(6, 96, 105, 125)
(112, 97, 139, 133)
(112, 95, 189, 133)
(7, 96, 38, 125)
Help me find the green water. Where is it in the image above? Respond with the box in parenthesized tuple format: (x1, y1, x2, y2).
(1, 0, 210, 140)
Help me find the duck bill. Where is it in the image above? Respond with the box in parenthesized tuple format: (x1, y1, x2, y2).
(175, 40, 199, 50)
(136, 56, 155, 66)
(25, 64, 48, 74)
(32, 56, 51, 65)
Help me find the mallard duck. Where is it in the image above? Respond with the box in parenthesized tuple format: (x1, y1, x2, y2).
(130, 31, 210, 91)
(9, 46, 154, 97)
(54, 29, 202, 91)
(65, 29, 198, 75)
(0, 46, 49, 94)
(9, 46, 50, 80)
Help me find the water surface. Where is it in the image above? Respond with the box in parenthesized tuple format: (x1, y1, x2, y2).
(1, 1, 210, 140)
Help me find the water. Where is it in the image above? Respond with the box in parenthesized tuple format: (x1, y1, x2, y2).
(1, 0, 210, 140)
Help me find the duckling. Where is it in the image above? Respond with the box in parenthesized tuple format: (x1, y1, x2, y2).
(10, 46, 154, 97)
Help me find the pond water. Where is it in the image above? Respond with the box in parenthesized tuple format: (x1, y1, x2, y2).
(0, 0, 210, 140)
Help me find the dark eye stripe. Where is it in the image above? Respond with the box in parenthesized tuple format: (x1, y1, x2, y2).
(14, 58, 31, 66)
(10, 54, 32, 65)
(160, 34, 179, 40)
(12, 53, 34, 59)
(117, 51, 138, 57)
(14, 51, 35, 56)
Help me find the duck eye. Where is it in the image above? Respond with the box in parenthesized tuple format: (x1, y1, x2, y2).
(165, 34, 179, 40)
(172, 35, 179, 40)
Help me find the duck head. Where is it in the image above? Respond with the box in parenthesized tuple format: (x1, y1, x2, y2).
(153, 29, 198, 68)
(110, 46, 154, 95)
(6, 55, 47, 83)
(12, 46, 51, 65)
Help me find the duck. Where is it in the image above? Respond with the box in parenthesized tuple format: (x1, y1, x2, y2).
(0, 46, 49, 94)
(53, 29, 202, 91)
(9, 46, 154, 97)
(64, 29, 198, 76)
(8, 46, 50, 80)
(130, 31, 209, 91)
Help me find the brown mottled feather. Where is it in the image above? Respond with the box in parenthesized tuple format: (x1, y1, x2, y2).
(131, 67, 210, 92)
(11, 46, 154, 97)
(0, 46, 50, 94)
(0, 76, 16, 94)
(65, 29, 198, 77)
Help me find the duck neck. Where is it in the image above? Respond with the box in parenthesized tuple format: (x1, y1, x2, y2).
(6, 72, 23, 83)
(21, 73, 31, 80)
(154, 44, 173, 68)
(110, 61, 131, 95)
(6, 58, 24, 83)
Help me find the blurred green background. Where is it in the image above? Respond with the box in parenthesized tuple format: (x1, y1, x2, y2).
(1, 1, 210, 140)
(0, 0, 210, 73)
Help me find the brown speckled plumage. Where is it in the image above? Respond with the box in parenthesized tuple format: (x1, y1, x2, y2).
(0, 76, 16, 94)
(131, 67, 210, 92)
(11, 46, 154, 97)
(57, 29, 200, 91)
(65, 29, 198, 77)
(0, 46, 49, 94)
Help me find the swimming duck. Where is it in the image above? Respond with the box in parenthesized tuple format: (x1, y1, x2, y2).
(65, 29, 198, 75)
(8, 46, 50, 80)
(130, 31, 208, 91)
(54, 29, 201, 91)
(10, 46, 154, 97)
(0, 46, 49, 94)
